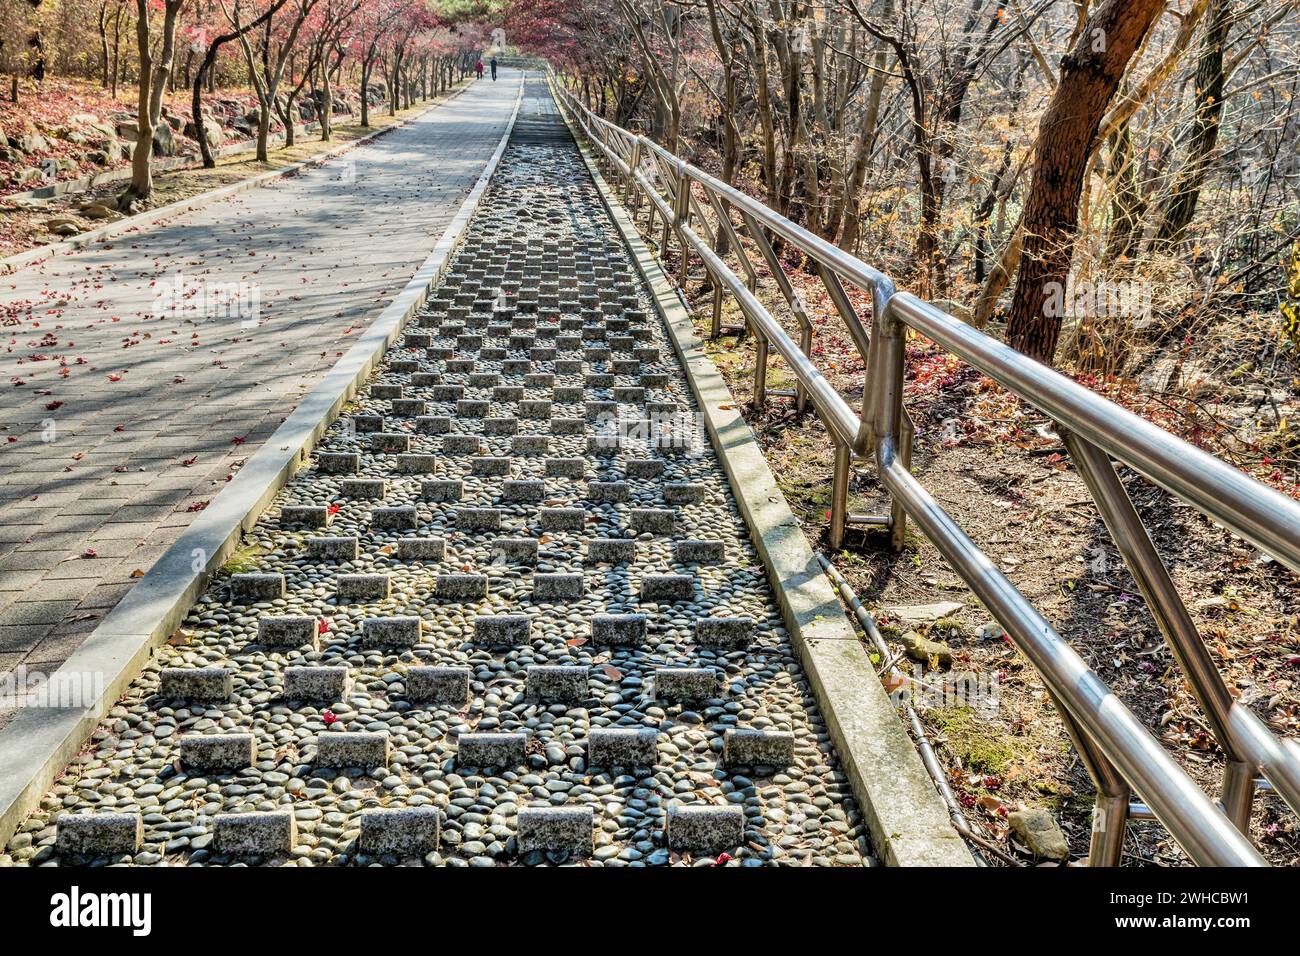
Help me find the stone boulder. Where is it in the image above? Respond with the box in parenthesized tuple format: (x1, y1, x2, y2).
(80, 201, 117, 221)
(17, 131, 50, 153)
(884, 601, 965, 626)
(45, 216, 82, 236)
(116, 119, 178, 156)
(12, 167, 44, 185)
(1008, 808, 1070, 861)
(101, 140, 126, 164)
(61, 114, 119, 145)
(898, 631, 954, 666)
(183, 115, 222, 148)
(151, 121, 178, 156)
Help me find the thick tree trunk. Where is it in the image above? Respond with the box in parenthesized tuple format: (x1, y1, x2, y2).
(389, 54, 400, 116)
(256, 105, 271, 161)
(120, 0, 181, 207)
(1005, 0, 1168, 364)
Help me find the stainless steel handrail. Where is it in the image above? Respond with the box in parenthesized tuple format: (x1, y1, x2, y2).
(552, 77, 1300, 867)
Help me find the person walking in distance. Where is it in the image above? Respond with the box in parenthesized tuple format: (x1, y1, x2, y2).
(475, 59, 484, 80)
(490, 56, 498, 81)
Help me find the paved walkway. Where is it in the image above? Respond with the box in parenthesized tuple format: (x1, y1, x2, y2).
(0, 71, 523, 677)
(1, 80, 871, 866)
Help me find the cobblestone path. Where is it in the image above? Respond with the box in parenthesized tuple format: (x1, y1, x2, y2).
(0, 80, 872, 868)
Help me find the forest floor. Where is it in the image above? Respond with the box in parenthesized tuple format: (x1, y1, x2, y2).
(658, 237, 1300, 866)
(0, 78, 470, 260)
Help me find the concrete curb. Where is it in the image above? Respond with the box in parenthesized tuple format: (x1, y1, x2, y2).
(0, 78, 524, 849)
(0, 80, 474, 276)
(557, 93, 974, 867)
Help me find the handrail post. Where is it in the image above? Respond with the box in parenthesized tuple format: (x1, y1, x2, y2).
(830, 442, 851, 550)
(673, 160, 691, 284)
(659, 163, 676, 255)
(1048, 688, 1132, 866)
(626, 138, 642, 213)
(1060, 428, 1274, 833)
(893, 410, 915, 551)
(867, 279, 908, 550)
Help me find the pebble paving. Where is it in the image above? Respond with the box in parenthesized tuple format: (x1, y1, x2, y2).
(0, 81, 873, 868)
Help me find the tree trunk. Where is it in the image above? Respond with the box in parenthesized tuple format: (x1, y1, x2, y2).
(279, 95, 296, 146)
(194, 0, 287, 168)
(258, 103, 274, 159)
(834, 0, 892, 250)
(120, 0, 181, 208)
(1005, 0, 1168, 363)
(111, 4, 123, 98)
(360, 62, 371, 127)
(1154, 0, 1229, 247)
(320, 61, 332, 142)
(99, 3, 111, 87)
(122, 1, 154, 207)
(389, 53, 400, 116)
(1103, 119, 1146, 261)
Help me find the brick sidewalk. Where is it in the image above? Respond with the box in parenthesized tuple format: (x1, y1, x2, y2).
(0, 71, 522, 679)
